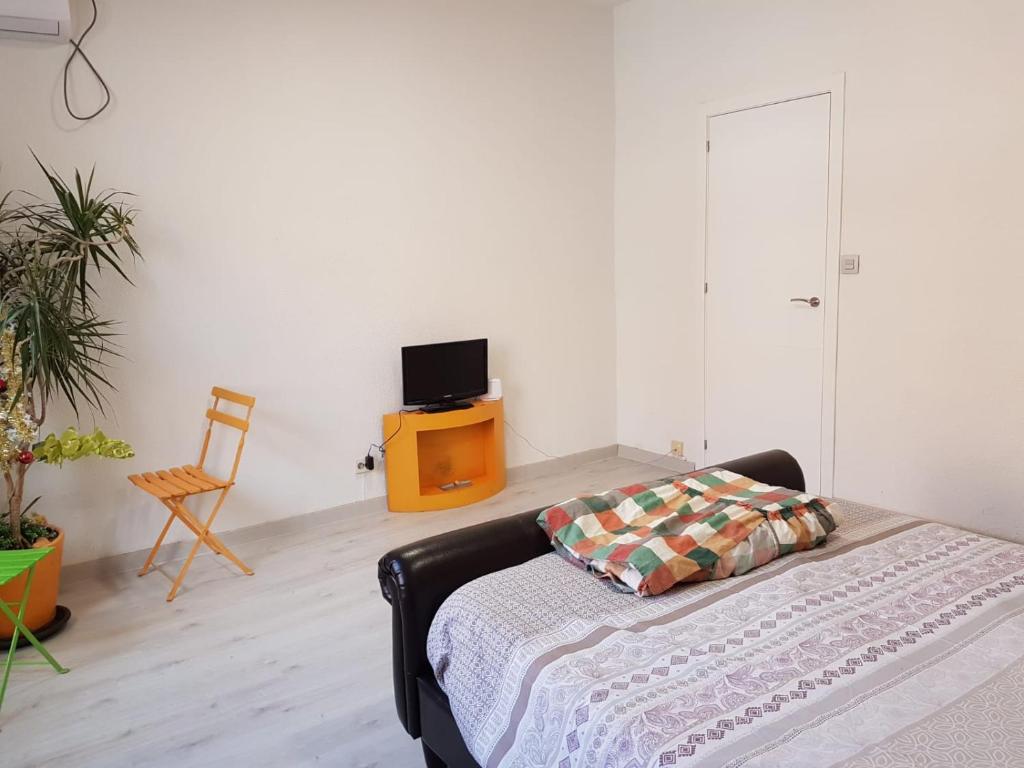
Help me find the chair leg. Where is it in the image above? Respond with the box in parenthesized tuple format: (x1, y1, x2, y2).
(0, 566, 68, 713)
(177, 492, 254, 575)
(0, 609, 18, 712)
(202, 533, 254, 577)
(163, 491, 253, 602)
(166, 533, 205, 603)
(197, 489, 254, 576)
(138, 508, 177, 577)
(0, 603, 67, 676)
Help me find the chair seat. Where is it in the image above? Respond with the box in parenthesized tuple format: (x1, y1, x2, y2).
(0, 549, 54, 588)
(127, 465, 231, 500)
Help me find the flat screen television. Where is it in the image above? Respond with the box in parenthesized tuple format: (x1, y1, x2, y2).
(402, 338, 488, 411)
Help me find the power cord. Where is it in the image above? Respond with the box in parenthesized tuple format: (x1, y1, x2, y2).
(363, 409, 417, 469)
(503, 419, 559, 460)
(64, 0, 112, 121)
(636, 448, 686, 473)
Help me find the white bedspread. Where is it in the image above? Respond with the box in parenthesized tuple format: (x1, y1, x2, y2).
(427, 502, 1024, 767)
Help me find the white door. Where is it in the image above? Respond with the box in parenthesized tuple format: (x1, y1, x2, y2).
(704, 94, 832, 493)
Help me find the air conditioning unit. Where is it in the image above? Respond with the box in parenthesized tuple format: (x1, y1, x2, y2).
(0, 0, 71, 42)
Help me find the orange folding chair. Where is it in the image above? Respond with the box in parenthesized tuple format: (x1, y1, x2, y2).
(128, 387, 256, 602)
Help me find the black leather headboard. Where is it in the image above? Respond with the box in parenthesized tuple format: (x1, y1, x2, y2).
(377, 448, 804, 737)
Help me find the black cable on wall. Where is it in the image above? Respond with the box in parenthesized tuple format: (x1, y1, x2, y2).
(64, 0, 111, 121)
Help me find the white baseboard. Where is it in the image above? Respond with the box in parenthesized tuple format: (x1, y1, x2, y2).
(65, 443, 678, 579)
(617, 445, 696, 474)
(506, 444, 619, 483)
(64, 495, 389, 581)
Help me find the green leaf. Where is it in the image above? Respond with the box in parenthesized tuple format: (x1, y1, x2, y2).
(35, 427, 134, 466)
(1, 153, 140, 418)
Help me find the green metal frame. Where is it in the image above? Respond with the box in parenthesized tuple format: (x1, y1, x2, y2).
(0, 550, 69, 713)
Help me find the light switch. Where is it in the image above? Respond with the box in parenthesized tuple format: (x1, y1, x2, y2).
(840, 254, 860, 275)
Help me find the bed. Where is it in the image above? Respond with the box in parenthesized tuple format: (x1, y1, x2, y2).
(377, 450, 1024, 767)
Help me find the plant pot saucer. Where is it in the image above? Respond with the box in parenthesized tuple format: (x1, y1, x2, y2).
(0, 605, 71, 650)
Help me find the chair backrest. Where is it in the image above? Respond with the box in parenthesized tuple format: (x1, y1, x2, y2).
(198, 387, 255, 483)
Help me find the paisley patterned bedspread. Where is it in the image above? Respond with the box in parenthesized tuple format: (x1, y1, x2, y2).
(427, 502, 1024, 767)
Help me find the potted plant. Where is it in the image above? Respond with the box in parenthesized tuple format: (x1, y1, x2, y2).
(0, 156, 139, 642)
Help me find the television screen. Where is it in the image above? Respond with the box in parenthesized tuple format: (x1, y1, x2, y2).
(402, 339, 488, 406)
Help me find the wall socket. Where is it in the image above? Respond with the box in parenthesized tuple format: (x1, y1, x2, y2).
(670, 440, 684, 458)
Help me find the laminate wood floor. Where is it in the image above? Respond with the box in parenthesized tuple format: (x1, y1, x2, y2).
(1, 456, 674, 768)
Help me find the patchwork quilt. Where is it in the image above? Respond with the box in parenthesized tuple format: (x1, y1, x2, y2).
(428, 502, 1024, 768)
(536, 470, 838, 596)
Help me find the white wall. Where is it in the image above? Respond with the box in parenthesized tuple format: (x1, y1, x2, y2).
(0, 0, 616, 564)
(614, 0, 1024, 541)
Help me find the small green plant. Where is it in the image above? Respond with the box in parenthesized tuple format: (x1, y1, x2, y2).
(35, 427, 133, 466)
(0, 514, 57, 551)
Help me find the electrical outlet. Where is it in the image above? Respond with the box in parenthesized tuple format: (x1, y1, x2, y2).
(356, 460, 371, 475)
(670, 440, 684, 457)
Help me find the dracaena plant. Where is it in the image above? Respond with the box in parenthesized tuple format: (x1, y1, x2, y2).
(0, 155, 139, 549)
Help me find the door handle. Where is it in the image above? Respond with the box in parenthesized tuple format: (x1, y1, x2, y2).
(790, 296, 821, 308)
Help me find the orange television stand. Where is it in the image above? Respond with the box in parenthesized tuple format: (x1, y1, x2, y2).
(383, 399, 506, 512)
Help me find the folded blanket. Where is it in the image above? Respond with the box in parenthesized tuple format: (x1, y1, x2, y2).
(536, 468, 837, 596)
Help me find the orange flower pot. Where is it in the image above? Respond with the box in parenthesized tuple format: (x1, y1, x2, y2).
(0, 527, 63, 640)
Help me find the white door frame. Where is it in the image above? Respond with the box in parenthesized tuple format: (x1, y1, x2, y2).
(698, 74, 845, 495)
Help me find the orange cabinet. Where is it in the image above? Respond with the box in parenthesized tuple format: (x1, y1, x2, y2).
(383, 400, 506, 512)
